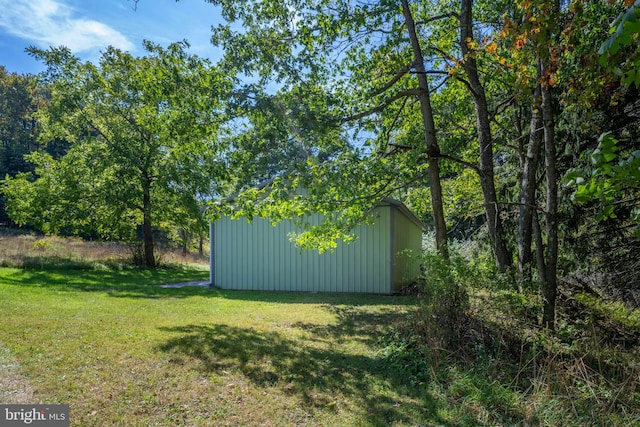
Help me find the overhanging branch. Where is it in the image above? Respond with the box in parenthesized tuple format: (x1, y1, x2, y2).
(370, 63, 412, 98)
(415, 12, 460, 26)
(341, 89, 421, 123)
(438, 153, 481, 175)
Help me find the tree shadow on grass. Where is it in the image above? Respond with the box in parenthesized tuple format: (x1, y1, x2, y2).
(292, 304, 415, 348)
(2, 266, 425, 304)
(0, 266, 213, 298)
(157, 321, 451, 426)
(217, 290, 419, 306)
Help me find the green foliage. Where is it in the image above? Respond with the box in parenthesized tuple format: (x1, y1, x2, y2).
(0, 69, 41, 176)
(381, 245, 640, 425)
(200, 0, 459, 253)
(574, 292, 640, 330)
(566, 133, 640, 226)
(409, 167, 485, 229)
(3, 149, 122, 238)
(0, 67, 59, 223)
(599, 0, 640, 87)
(421, 249, 470, 323)
(378, 323, 431, 385)
(3, 42, 231, 264)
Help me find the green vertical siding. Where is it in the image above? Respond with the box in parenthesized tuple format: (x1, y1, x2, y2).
(392, 205, 424, 291)
(214, 207, 393, 293)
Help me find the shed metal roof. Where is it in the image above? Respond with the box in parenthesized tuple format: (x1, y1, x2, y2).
(380, 197, 426, 232)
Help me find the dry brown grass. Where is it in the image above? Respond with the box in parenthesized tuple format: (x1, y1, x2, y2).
(0, 229, 208, 268)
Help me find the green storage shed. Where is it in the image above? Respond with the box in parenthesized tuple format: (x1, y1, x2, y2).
(209, 198, 425, 294)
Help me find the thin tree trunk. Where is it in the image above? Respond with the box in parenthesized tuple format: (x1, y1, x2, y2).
(532, 209, 547, 285)
(401, 0, 448, 259)
(180, 229, 188, 256)
(460, 0, 511, 271)
(540, 62, 558, 330)
(518, 83, 543, 284)
(142, 180, 156, 268)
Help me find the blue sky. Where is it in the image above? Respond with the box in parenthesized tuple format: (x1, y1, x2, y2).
(0, 0, 224, 74)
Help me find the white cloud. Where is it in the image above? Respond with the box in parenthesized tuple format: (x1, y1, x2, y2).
(0, 0, 134, 53)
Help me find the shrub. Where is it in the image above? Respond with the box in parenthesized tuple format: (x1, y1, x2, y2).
(420, 249, 471, 333)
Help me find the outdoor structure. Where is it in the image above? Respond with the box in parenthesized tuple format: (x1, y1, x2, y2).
(209, 198, 425, 294)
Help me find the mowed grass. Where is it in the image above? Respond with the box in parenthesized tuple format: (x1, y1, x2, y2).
(0, 266, 426, 426)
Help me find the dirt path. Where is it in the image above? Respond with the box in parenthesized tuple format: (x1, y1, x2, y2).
(0, 346, 34, 404)
(159, 280, 210, 288)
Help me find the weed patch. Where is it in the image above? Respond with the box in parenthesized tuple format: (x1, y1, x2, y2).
(380, 286, 640, 425)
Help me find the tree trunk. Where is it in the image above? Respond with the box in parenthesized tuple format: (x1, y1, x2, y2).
(180, 229, 188, 256)
(142, 180, 156, 268)
(401, 0, 448, 259)
(518, 83, 543, 284)
(459, 0, 511, 271)
(532, 209, 547, 285)
(540, 60, 558, 330)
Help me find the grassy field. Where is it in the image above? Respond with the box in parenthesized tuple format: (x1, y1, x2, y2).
(2, 232, 638, 425)
(0, 265, 426, 426)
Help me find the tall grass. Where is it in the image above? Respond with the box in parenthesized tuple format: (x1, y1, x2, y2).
(382, 239, 640, 425)
(0, 229, 208, 269)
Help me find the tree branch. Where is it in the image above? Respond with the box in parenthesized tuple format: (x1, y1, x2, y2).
(453, 75, 477, 98)
(341, 89, 421, 123)
(370, 63, 412, 98)
(128, 0, 140, 11)
(437, 153, 481, 175)
(334, 169, 431, 205)
(382, 96, 410, 155)
(409, 70, 450, 75)
(489, 95, 515, 121)
(497, 201, 547, 213)
(415, 12, 460, 26)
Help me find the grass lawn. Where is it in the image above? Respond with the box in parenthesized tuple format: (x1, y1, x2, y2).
(0, 266, 430, 426)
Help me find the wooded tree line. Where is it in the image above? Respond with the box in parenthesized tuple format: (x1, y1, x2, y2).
(1, 0, 638, 328)
(1, 43, 229, 266)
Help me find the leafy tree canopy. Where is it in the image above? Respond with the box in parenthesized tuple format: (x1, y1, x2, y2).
(3, 41, 232, 266)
